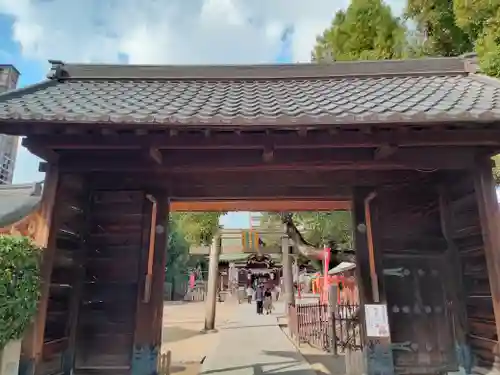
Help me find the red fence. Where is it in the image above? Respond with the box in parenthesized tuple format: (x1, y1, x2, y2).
(288, 302, 362, 353)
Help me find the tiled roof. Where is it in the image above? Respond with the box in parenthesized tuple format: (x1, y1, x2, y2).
(218, 253, 282, 263)
(1, 57, 500, 127)
(0, 183, 42, 228)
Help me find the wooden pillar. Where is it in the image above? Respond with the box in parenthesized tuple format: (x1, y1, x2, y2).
(204, 233, 221, 332)
(352, 187, 395, 375)
(131, 193, 169, 375)
(20, 165, 60, 375)
(438, 184, 472, 372)
(62, 180, 91, 375)
(474, 158, 500, 361)
(282, 233, 295, 308)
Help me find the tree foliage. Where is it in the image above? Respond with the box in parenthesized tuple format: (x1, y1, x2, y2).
(259, 211, 353, 250)
(165, 214, 214, 283)
(453, 0, 498, 41)
(476, 8, 500, 77)
(405, 0, 472, 56)
(166, 218, 191, 282)
(170, 212, 224, 246)
(292, 212, 353, 249)
(403, 0, 500, 77)
(312, 0, 408, 62)
(0, 236, 41, 348)
(314, 0, 500, 76)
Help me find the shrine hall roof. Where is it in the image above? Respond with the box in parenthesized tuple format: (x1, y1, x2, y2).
(1, 56, 500, 128)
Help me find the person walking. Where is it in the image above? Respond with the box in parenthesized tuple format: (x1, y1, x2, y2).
(237, 285, 245, 304)
(246, 285, 254, 304)
(255, 284, 264, 315)
(263, 288, 274, 315)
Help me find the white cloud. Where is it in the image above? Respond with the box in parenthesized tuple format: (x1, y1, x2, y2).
(0, 0, 350, 65)
(1, 0, 406, 185)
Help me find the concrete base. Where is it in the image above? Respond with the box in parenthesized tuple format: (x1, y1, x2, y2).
(345, 349, 366, 375)
(0, 340, 22, 375)
(200, 329, 218, 334)
(131, 344, 159, 375)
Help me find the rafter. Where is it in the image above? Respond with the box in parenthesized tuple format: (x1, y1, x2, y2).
(22, 128, 500, 153)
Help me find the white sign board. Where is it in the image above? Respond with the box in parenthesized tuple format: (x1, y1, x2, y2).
(364, 304, 390, 337)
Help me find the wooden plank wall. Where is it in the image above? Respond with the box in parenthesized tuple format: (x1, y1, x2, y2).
(36, 174, 88, 375)
(73, 190, 146, 375)
(445, 172, 498, 373)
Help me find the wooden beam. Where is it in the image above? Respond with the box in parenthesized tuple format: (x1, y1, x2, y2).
(166, 184, 351, 200)
(90, 170, 423, 188)
(169, 199, 351, 212)
(88, 170, 426, 194)
(57, 147, 479, 173)
(374, 144, 397, 160)
(473, 157, 500, 358)
(23, 129, 500, 152)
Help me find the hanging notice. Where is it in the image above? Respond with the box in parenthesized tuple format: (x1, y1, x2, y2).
(365, 304, 390, 337)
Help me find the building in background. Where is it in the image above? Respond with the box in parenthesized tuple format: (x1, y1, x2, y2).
(0, 65, 20, 184)
(249, 212, 261, 228)
(190, 228, 283, 291)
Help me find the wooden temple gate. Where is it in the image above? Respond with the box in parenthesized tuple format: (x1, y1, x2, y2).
(0, 57, 499, 375)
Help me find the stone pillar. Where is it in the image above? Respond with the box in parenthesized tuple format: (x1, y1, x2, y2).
(282, 233, 295, 308)
(204, 233, 221, 332)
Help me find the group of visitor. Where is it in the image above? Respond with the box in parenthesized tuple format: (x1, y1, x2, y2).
(244, 284, 280, 315)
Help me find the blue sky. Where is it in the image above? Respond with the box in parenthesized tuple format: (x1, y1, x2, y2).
(1, 5, 299, 229)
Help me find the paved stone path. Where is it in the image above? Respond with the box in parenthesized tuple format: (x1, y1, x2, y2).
(200, 301, 316, 375)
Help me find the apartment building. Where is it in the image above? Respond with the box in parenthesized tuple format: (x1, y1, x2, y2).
(0, 65, 20, 184)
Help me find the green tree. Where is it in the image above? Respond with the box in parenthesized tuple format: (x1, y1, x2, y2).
(259, 212, 353, 271)
(166, 218, 191, 282)
(0, 236, 41, 348)
(259, 211, 353, 249)
(293, 212, 353, 250)
(475, 8, 500, 77)
(453, 0, 498, 40)
(170, 212, 224, 246)
(405, 0, 472, 56)
(312, 0, 408, 62)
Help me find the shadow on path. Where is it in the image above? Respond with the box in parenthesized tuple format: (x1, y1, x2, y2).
(201, 302, 316, 374)
(162, 326, 201, 343)
(201, 359, 310, 374)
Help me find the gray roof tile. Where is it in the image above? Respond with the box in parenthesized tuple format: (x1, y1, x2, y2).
(0, 183, 42, 228)
(1, 57, 500, 127)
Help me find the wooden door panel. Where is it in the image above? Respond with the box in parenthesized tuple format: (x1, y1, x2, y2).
(384, 254, 456, 375)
